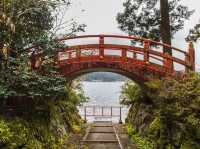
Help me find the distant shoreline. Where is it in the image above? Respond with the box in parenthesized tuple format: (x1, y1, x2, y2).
(83, 72, 127, 82)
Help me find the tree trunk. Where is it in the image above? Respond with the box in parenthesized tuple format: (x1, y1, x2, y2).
(160, 0, 172, 55)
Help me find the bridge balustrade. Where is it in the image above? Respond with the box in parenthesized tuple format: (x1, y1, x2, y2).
(57, 35, 195, 73)
(79, 106, 123, 123)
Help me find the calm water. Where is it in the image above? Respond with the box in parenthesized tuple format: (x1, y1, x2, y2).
(79, 81, 129, 122)
(82, 81, 124, 106)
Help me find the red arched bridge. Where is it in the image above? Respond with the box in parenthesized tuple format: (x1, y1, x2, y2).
(54, 35, 195, 81)
(30, 34, 195, 82)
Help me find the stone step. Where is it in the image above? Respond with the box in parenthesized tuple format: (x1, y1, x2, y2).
(86, 133, 116, 141)
(90, 127, 114, 133)
(81, 140, 118, 143)
(82, 142, 120, 149)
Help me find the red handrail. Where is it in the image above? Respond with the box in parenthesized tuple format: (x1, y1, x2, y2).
(28, 34, 195, 74)
(58, 34, 188, 55)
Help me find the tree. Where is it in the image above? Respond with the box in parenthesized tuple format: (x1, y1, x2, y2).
(0, 1, 87, 148)
(117, 0, 193, 53)
(160, 0, 171, 51)
(0, 0, 53, 50)
(0, 0, 87, 100)
(0, 0, 85, 52)
(187, 22, 200, 42)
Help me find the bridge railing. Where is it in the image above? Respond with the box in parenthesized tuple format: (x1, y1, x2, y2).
(79, 106, 123, 123)
(57, 35, 195, 73)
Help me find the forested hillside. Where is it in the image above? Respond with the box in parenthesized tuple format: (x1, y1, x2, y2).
(83, 72, 127, 82)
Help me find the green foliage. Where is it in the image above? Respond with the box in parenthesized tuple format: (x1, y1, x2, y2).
(0, 117, 43, 148)
(120, 81, 143, 105)
(0, 119, 12, 144)
(148, 117, 160, 137)
(0, 68, 66, 99)
(180, 141, 200, 149)
(187, 22, 200, 42)
(0, 0, 85, 52)
(117, 0, 194, 41)
(0, 0, 86, 101)
(0, 0, 86, 148)
(0, 118, 66, 148)
(1, 0, 53, 49)
(0, 83, 86, 148)
(127, 124, 154, 149)
(0, 0, 86, 100)
(122, 72, 200, 149)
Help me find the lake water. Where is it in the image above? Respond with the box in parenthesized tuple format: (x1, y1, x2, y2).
(79, 81, 129, 123)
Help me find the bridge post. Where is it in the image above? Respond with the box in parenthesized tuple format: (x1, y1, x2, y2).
(144, 40, 150, 63)
(68, 50, 72, 59)
(188, 42, 195, 71)
(122, 49, 127, 62)
(133, 51, 137, 59)
(76, 48, 81, 61)
(99, 35, 104, 59)
(185, 54, 190, 73)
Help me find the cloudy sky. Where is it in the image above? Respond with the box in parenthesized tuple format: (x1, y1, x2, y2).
(66, 0, 200, 71)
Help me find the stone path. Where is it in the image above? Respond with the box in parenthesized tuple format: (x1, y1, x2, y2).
(81, 121, 137, 149)
(81, 121, 121, 149)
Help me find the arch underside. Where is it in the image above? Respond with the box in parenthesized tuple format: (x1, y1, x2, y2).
(59, 59, 170, 84)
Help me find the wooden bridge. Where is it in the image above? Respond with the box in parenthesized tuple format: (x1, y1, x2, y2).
(3, 34, 195, 115)
(56, 34, 195, 82)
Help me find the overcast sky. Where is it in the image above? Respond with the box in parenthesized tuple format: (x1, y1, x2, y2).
(66, 0, 200, 71)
